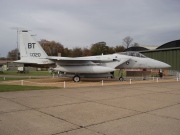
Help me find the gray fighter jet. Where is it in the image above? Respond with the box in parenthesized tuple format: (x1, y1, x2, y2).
(15, 30, 170, 82)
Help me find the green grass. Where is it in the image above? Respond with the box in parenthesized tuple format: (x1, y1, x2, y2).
(1, 71, 51, 76)
(0, 71, 53, 81)
(0, 84, 58, 92)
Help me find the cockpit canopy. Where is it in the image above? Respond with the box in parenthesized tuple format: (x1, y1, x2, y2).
(119, 51, 147, 58)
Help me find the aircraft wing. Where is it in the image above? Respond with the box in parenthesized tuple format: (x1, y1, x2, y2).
(48, 56, 115, 66)
(48, 56, 130, 68)
(48, 56, 116, 62)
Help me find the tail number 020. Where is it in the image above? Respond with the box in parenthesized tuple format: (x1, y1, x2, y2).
(30, 53, 41, 57)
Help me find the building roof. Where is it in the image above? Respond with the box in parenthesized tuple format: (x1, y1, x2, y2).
(124, 39, 180, 52)
(123, 46, 149, 52)
(140, 47, 180, 53)
(142, 46, 157, 50)
(156, 40, 180, 49)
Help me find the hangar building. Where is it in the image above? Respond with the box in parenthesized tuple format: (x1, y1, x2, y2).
(124, 40, 180, 72)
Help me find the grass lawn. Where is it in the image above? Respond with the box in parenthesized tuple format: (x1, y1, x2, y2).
(1, 71, 51, 76)
(0, 84, 58, 92)
(0, 71, 54, 81)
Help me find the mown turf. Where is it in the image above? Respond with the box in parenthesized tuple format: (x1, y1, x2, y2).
(2, 71, 51, 76)
(0, 84, 58, 92)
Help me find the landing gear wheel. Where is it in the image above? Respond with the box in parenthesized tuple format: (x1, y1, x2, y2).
(119, 77, 124, 81)
(73, 75, 80, 82)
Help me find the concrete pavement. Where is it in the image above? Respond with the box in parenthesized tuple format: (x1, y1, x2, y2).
(0, 82, 180, 135)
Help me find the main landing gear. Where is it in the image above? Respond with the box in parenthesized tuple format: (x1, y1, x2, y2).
(119, 77, 124, 81)
(73, 75, 80, 82)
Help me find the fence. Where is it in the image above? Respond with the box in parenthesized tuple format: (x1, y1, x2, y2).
(1, 76, 179, 89)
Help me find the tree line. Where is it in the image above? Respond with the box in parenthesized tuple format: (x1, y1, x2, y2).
(39, 40, 125, 57)
(6, 36, 137, 60)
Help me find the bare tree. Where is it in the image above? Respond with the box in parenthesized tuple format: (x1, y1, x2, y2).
(123, 36, 133, 49)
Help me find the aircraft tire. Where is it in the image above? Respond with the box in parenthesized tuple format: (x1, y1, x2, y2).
(73, 75, 80, 82)
(119, 77, 124, 81)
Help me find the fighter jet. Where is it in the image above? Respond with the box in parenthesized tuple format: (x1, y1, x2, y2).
(14, 30, 171, 82)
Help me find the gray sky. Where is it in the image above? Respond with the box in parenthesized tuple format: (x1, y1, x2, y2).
(0, 0, 180, 57)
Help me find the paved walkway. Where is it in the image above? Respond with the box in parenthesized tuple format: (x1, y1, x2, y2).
(0, 82, 180, 135)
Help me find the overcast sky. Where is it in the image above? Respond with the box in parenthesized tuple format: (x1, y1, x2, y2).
(0, 0, 180, 57)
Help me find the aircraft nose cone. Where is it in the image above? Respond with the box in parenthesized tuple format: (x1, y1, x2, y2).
(148, 58, 171, 69)
(158, 61, 171, 68)
(162, 62, 171, 68)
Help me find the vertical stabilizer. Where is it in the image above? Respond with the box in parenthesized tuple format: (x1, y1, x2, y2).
(19, 30, 48, 59)
(15, 30, 55, 64)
